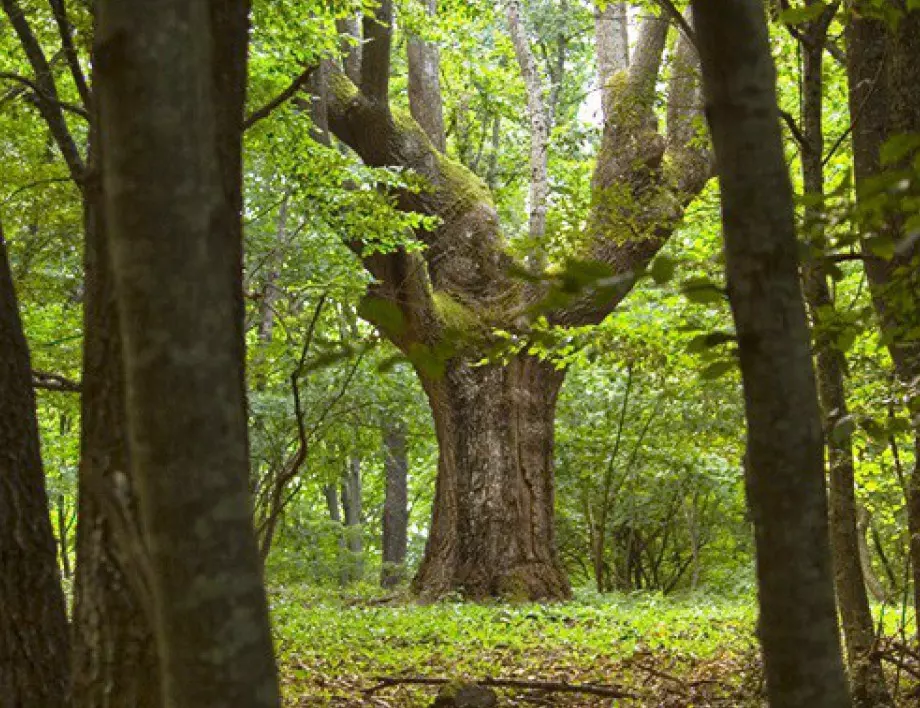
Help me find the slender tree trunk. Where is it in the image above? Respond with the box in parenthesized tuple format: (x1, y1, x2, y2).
(847, 7, 920, 641)
(506, 0, 550, 261)
(71, 100, 160, 708)
(799, 9, 891, 704)
(324, 483, 349, 586)
(381, 418, 409, 588)
(95, 2, 279, 705)
(0, 223, 70, 707)
(692, 3, 850, 705)
(412, 355, 571, 600)
(341, 455, 364, 582)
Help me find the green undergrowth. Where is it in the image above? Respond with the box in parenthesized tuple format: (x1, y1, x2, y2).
(271, 584, 766, 706)
(271, 584, 920, 706)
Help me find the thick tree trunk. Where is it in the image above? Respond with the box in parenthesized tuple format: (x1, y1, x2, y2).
(0, 225, 70, 707)
(692, 3, 850, 706)
(95, 2, 280, 705)
(413, 355, 571, 600)
(799, 11, 891, 704)
(381, 419, 409, 588)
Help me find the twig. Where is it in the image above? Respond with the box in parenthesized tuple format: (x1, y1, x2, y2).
(244, 65, 317, 130)
(654, 0, 696, 47)
(364, 676, 637, 699)
(778, 109, 812, 153)
(0, 72, 89, 119)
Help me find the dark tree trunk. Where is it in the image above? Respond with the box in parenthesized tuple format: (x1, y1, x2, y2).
(799, 9, 891, 704)
(0, 224, 70, 707)
(692, 2, 850, 706)
(71, 36, 162, 699)
(341, 455, 364, 582)
(847, 7, 920, 641)
(71, 171, 160, 708)
(381, 419, 409, 588)
(413, 355, 571, 600)
(95, 1, 280, 705)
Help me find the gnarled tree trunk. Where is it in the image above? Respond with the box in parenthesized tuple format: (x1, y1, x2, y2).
(413, 356, 570, 600)
(320, 2, 708, 600)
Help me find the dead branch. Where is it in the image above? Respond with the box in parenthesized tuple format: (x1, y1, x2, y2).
(364, 675, 637, 699)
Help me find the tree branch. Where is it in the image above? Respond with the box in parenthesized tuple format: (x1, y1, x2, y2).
(244, 64, 317, 130)
(47, 0, 91, 107)
(654, 0, 697, 47)
(0, 72, 90, 120)
(32, 370, 82, 393)
(0, 0, 85, 183)
(778, 109, 812, 153)
(360, 0, 393, 104)
(506, 0, 550, 261)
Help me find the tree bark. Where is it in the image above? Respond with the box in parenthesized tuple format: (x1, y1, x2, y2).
(847, 6, 920, 641)
(71, 138, 160, 708)
(0, 222, 70, 708)
(412, 355, 571, 600)
(95, 1, 279, 705)
(381, 418, 409, 588)
(799, 7, 891, 704)
(342, 454, 364, 582)
(407, 0, 445, 152)
(506, 0, 550, 260)
(324, 483, 350, 586)
(692, 2, 851, 706)
(594, 2, 628, 120)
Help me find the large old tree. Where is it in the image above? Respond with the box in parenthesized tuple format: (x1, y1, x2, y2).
(317, 3, 710, 599)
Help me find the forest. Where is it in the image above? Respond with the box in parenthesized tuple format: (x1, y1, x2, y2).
(0, 0, 918, 706)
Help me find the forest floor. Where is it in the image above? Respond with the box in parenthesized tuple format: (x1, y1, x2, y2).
(271, 584, 919, 707)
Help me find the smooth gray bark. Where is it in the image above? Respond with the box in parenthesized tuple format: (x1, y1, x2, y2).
(692, 2, 850, 706)
(95, 2, 279, 705)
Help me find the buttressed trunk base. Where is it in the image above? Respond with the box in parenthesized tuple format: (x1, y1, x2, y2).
(413, 355, 571, 600)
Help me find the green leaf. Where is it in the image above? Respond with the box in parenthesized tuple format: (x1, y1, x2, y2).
(779, 3, 827, 25)
(681, 277, 725, 305)
(700, 360, 734, 380)
(865, 234, 896, 260)
(830, 415, 856, 444)
(650, 256, 677, 285)
(358, 297, 406, 336)
(880, 133, 920, 166)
